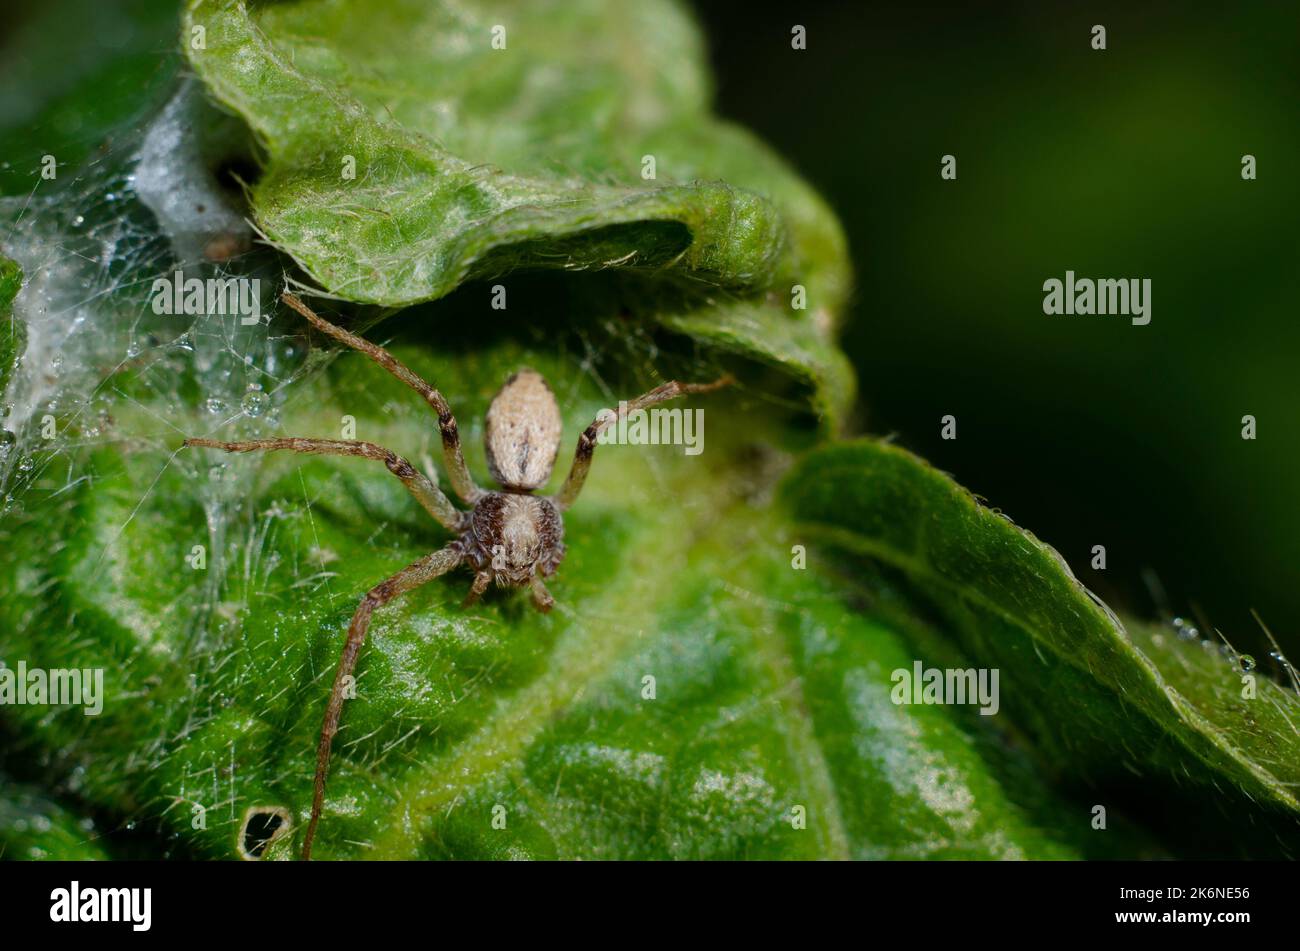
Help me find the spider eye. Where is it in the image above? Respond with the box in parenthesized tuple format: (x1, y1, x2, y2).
(484, 369, 563, 490)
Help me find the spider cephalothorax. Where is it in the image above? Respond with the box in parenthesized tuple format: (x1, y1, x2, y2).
(183, 291, 729, 858)
(459, 491, 566, 596)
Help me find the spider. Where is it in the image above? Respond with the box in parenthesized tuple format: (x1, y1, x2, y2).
(184, 290, 730, 859)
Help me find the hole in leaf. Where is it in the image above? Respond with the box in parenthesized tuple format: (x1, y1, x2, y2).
(238, 806, 292, 860)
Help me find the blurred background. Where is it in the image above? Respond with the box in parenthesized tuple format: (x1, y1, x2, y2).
(699, 0, 1300, 657)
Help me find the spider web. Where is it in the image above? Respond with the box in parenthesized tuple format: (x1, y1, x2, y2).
(1, 78, 305, 506)
(0, 68, 699, 853)
(0, 77, 326, 845)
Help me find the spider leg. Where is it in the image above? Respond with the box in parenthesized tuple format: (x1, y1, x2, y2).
(552, 375, 733, 510)
(280, 291, 483, 504)
(530, 577, 555, 613)
(183, 437, 463, 532)
(301, 545, 462, 860)
(462, 570, 491, 608)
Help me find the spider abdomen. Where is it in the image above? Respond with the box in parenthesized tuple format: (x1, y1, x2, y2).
(483, 369, 563, 491)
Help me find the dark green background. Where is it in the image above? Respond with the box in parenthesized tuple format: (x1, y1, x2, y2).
(699, 1, 1300, 656)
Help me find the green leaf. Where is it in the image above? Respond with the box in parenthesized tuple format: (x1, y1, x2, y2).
(782, 439, 1300, 853)
(0, 312, 1108, 859)
(0, 777, 109, 861)
(182, 0, 853, 428)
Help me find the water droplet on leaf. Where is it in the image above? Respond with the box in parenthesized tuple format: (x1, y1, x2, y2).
(241, 384, 269, 418)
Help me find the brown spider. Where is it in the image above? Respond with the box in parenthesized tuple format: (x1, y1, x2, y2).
(184, 291, 730, 859)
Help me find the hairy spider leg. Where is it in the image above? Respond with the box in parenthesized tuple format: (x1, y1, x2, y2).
(183, 437, 463, 531)
(462, 570, 492, 609)
(181, 436, 467, 858)
(530, 576, 555, 613)
(303, 546, 462, 859)
(552, 375, 734, 510)
(280, 292, 483, 504)
(185, 323, 733, 854)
